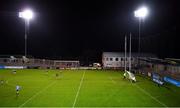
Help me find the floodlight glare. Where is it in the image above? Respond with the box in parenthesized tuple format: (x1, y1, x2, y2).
(19, 9, 34, 57)
(134, 7, 148, 18)
(134, 6, 149, 67)
(19, 9, 33, 20)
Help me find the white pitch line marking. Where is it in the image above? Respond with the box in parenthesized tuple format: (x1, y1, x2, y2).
(19, 81, 56, 107)
(110, 77, 167, 107)
(134, 84, 168, 107)
(72, 71, 85, 108)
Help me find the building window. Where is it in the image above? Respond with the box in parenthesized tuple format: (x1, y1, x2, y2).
(131, 58, 133, 61)
(121, 58, 124, 61)
(106, 58, 109, 61)
(110, 58, 112, 61)
(115, 58, 119, 61)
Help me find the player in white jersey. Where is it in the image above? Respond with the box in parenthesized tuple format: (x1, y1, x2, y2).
(16, 85, 21, 96)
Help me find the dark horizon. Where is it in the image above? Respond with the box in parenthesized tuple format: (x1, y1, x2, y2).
(0, 0, 179, 63)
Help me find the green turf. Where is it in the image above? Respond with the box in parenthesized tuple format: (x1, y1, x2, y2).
(0, 69, 180, 107)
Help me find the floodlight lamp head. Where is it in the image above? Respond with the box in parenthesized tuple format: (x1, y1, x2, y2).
(134, 7, 148, 18)
(19, 9, 33, 20)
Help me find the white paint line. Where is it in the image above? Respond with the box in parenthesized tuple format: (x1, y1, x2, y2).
(110, 77, 167, 107)
(72, 71, 85, 108)
(134, 84, 168, 107)
(19, 81, 56, 107)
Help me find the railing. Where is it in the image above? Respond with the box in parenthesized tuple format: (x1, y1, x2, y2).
(0, 58, 80, 69)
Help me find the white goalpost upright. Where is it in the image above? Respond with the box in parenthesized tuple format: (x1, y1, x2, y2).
(124, 35, 127, 72)
(129, 33, 131, 72)
(124, 33, 136, 82)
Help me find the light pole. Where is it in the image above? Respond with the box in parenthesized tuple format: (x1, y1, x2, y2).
(19, 9, 33, 57)
(134, 6, 148, 65)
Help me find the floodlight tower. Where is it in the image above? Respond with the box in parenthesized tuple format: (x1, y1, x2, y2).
(134, 6, 148, 64)
(19, 9, 33, 57)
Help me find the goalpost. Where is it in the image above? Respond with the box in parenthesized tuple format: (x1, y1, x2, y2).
(124, 33, 136, 82)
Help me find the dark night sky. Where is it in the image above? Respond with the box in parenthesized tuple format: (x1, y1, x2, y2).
(0, 0, 179, 63)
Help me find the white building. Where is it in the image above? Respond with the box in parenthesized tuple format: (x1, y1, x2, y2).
(102, 52, 156, 69)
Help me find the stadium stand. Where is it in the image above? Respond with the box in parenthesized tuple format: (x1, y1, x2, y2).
(138, 58, 180, 86)
(0, 56, 80, 69)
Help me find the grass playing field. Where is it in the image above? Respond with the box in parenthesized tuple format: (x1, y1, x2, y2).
(0, 69, 180, 107)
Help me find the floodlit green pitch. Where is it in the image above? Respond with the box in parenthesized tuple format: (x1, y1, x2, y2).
(0, 69, 180, 107)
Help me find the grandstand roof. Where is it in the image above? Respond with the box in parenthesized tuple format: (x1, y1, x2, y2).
(102, 52, 156, 58)
(140, 58, 180, 66)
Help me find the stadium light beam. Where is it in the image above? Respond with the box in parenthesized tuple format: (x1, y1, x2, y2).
(19, 9, 34, 57)
(134, 6, 148, 66)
